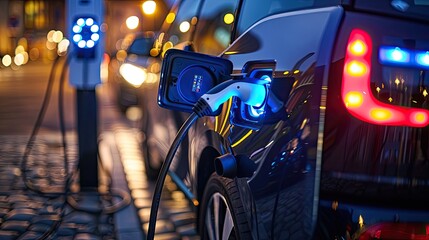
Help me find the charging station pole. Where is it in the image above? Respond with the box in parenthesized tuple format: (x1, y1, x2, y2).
(67, 0, 104, 190)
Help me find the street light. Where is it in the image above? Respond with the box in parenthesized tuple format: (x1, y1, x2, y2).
(142, 0, 157, 31)
(142, 0, 156, 15)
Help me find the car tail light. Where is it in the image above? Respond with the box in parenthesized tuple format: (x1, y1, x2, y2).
(341, 29, 429, 127)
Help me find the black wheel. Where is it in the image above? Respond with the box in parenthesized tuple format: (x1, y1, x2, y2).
(199, 173, 252, 240)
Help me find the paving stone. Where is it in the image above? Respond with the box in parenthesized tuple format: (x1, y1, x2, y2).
(0, 187, 13, 193)
(73, 233, 100, 240)
(131, 189, 152, 199)
(153, 232, 181, 240)
(138, 207, 168, 223)
(176, 223, 198, 236)
(0, 207, 11, 218)
(142, 219, 175, 234)
(128, 181, 149, 190)
(182, 236, 202, 240)
(28, 222, 53, 232)
(56, 222, 79, 236)
(5, 208, 37, 221)
(166, 206, 193, 215)
(0, 220, 30, 232)
(162, 200, 192, 210)
(170, 212, 196, 226)
(134, 198, 152, 209)
(12, 201, 44, 210)
(63, 212, 98, 225)
(0, 230, 19, 240)
(39, 205, 60, 215)
(98, 223, 115, 236)
(7, 194, 29, 202)
(31, 214, 61, 225)
(18, 231, 44, 240)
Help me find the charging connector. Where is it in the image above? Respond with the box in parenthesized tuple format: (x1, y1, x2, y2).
(193, 78, 270, 117)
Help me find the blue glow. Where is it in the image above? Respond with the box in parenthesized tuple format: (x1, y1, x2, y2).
(77, 18, 85, 27)
(249, 105, 264, 118)
(379, 47, 410, 64)
(91, 33, 100, 41)
(416, 51, 429, 67)
(260, 75, 272, 82)
(90, 25, 99, 33)
(78, 40, 86, 48)
(86, 40, 95, 48)
(73, 34, 82, 43)
(86, 18, 94, 26)
(73, 25, 82, 33)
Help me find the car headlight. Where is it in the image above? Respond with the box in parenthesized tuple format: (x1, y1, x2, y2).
(119, 63, 147, 87)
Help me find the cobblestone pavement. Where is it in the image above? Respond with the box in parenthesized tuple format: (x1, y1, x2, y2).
(0, 134, 116, 239)
(0, 83, 199, 239)
(111, 128, 199, 240)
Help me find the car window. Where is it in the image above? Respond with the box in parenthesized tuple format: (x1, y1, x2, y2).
(193, 0, 240, 56)
(165, 0, 202, 46)
(235, 0, 340, 36)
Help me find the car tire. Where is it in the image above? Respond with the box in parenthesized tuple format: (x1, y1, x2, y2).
(199, 173, 252, 240)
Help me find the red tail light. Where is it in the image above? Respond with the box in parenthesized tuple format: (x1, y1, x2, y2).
(342, 29, 429, 127)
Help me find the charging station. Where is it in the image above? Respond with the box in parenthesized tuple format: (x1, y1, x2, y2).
(67, 0, 103, 89)
(67, 0, 104, 189)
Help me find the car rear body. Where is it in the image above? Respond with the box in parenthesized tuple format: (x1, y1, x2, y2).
(320, 4, 429, 239)
(152, 0, 429, 239)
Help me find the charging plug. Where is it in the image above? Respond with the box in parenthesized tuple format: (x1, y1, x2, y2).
(193, 78, 270, 117)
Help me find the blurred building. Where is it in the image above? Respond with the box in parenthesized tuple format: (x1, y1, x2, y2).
(0, 0, 65, 59)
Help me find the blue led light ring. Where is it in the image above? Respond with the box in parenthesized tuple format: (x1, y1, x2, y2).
(71, 17, 100, 49)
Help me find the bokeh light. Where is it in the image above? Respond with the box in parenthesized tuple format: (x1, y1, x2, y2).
(57, 39, 70, 56)
(166, 13, 175, 24)
(142, 0, 156, 15)
(52, 30, 64, 43)
(126, 16, 139, 30)
(2, 55, 12, 67)
(47, 30, 56, 42)
(179, 21, 190, 33)
(224, 13, 234, 24)
(14, 53, 25, 66)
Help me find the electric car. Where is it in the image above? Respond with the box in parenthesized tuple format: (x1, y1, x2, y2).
(110, 32, 159, 113)
(151, 0, 429, 239)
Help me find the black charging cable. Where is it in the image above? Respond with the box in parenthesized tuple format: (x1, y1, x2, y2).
(19, 52, 131, 239)
(147, 112, 198, 239)
(147, 96, 223, 239)
(20, 55, 66, 195)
